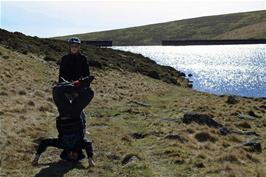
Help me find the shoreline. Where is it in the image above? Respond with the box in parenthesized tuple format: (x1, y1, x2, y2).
(162, 39, 266, 46)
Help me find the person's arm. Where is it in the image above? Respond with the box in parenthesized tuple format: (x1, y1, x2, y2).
(58, 56, 67, 83)
(81, 139, 95, 167)
(81, 139, 93, 158)
(81, 56, 90, 78)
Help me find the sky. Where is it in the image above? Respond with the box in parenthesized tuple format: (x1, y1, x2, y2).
(0, 0, 265, 38)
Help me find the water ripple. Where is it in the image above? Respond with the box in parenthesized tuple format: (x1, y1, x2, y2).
(112, 44, 266, 97)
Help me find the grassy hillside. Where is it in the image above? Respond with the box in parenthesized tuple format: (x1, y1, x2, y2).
(55, 10, 266, 45)
(0, 29, 188, 87)
(1, 43, 266, 177)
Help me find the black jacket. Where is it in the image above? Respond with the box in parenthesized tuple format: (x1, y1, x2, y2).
(58, 53, 90, 83)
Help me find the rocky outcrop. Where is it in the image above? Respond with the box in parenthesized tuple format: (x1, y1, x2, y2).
(121, 154, 141, 165)
(182, 112, 222, 128)
(243, 141, 262, 153)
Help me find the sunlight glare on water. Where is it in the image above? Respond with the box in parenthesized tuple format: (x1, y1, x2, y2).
(112, 45, 266, 97)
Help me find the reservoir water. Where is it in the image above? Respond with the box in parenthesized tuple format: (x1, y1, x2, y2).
(112, 45, 266, 97)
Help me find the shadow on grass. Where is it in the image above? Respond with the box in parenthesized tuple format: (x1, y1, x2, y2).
(34, 160, 86, 177)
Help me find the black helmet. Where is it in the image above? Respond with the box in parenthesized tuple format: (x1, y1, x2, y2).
(68, 37, 81, 44)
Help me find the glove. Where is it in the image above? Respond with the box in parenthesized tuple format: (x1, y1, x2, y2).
(73, 80, 81, 87)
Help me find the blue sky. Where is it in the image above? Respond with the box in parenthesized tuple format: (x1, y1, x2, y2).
(1, 0, 265, 37)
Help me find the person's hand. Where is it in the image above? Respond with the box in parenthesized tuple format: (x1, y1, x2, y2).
(32, 154, 40, 166)
(88, 158, 95, 168)
(73, 80, 81, 87)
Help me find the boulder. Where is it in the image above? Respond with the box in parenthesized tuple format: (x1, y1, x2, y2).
(237, 122, 251, 129)
(164, 134, 187, 143)
(121, 154, 140, 165)
(131, 132, 146, 139)
(194, 162, 205, 168)
(219, 127, 231, 136)
(226, 95, 239, 104)
(259, 105, 266, 110)
(182, 112, 222, 128)
(248, 110, 260, 118)
(243, 141, 262, 153)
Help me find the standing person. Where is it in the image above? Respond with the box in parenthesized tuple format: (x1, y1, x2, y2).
(53, 37, 94, 119)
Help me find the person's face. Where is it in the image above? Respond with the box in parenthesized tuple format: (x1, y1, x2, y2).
(69, 44, 80, 54)
(67, 151, 78, 160)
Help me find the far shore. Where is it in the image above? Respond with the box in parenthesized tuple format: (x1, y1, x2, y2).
(161, 39, 266, 46)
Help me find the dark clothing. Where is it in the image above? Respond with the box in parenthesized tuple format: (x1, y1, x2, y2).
(36, 137, 93, 159)
(37, 52, 94, 161)
(54, 52, 94, 117)
(59, 53, 90, 83)
(56, 114, 85, 136)
(53, 86, 94, 117)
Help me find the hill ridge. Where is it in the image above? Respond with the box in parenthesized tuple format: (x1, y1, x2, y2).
(54, 10, 266, 45)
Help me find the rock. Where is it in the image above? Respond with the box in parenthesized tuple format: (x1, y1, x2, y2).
(248, 110, 259, 118)
(219, 127, 231, 136)
(131, 132, 146, 139)
(238, 114, 256, 120)
(259, 105, 266, 110)
(194, 162, 205, 168)
(164, 134, 187, 143)
(237, 122, 251, 129)
(18, 90, 26, 95)
(174, 158, 185, 164)
(147, 71, 160, 79)
(182, 112, 222, 128)
(27, 100, 35, 106)
(121, 154, 140, 165)
(243, 141, 262, 153)
(187, 83, 193, 88)
(188, 73, 193, 77)
(178, 72, 186, 77)
(226, 95, 239, 104)
(194, 132, 217, 142)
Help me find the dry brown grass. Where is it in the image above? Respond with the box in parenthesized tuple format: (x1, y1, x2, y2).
(0, 45, 265, 177)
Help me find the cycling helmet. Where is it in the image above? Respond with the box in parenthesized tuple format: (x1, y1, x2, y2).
(68, 37, 81, 44)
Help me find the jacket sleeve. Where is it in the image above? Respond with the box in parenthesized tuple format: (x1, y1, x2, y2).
(81, 139, 93, 158)
(58, 57, 66, 82)
(82, 56, 90, 78)
(37, 138, 61, 155)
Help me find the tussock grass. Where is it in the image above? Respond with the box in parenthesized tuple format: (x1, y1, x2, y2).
(0, 45, 265, 177)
